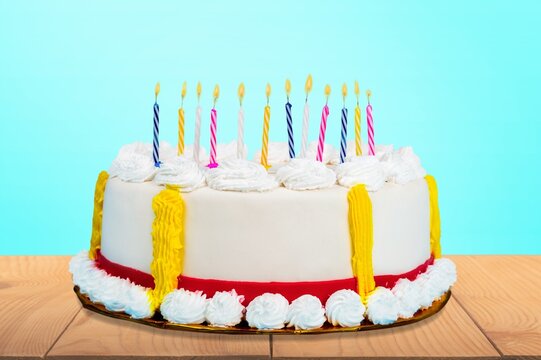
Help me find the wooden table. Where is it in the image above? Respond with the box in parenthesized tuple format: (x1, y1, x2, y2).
(0, 256, 539, 359)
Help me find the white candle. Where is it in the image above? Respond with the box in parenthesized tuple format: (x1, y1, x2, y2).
(193, 82, 202, 163)
(300, 74, 313, 158)
(237, 83, 245, 159)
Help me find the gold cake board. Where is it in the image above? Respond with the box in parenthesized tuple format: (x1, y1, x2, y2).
(74, 286, 451, 334)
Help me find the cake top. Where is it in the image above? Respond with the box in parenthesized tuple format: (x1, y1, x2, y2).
(109, 77, 427, 192)
(108, 141, 427, 193)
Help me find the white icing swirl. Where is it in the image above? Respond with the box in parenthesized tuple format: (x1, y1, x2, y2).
(335, 156, 386, 191)
(325, 289, 365, 327)
(305, 141, 338, 164)
(275, 158, 336, 190)
(391, 278, 424, 319)
(286, 295, 326, 330)
(69, 251, 153, 319)
(381, 146, 426, 184)
(253, 142, 290, 172)
(160, 289, 208, 324)
(205, 290, 245, 327)
(153, 156, 206, 192)
(330, 142, 394, 164)
(246, 293, 289, 330)
(205, 159, 278, 192)
(183, 144, 208, 164)
(109, 142, 176, 183)
(366, 287, 400, 325)
(420, 258, 457, 301)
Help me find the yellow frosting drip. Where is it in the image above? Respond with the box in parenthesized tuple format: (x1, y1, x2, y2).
(347, 184, 376, 303)
(425, 175, 442, 259)
(89, 171, 109, 260)
(148, 185, 185, 310)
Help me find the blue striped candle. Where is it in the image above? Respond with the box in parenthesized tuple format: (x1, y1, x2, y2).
(153, 82, 161, 167)
(340, 107, 348, 163)
(286, 101, 295, 158)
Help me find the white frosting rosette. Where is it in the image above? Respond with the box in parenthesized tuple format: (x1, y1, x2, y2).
(366, 287, 400, 325)
(286, 295, 326, 330)
(246, 293, 289, 330)
(205, 159, 278, 192)
(335, 156, 386, 191)
(205, 290, 245, 327)
(109, 142, 176, 182)
(381, 146, 426, 184)
(182, 144, 208, 163)
(391, 278, 424, 319)
(153, 156, 206, 192)
(304, 141, 338, 164)
(330, 142, 394, 164)
(160, 289, 208, 324)
(325, 289, 365, 327)
(253, 142, 290, 173)
(203, 141, 247, 163)
(69, 251, 153, 319)
(275, 158, 336, 190)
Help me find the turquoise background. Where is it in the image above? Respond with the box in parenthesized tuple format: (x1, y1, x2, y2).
(1, 0, 539, 255)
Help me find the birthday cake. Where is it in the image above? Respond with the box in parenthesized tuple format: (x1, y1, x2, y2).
(70, 79, 456, 331)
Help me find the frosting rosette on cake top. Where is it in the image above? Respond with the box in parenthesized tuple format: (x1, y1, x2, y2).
(381, 146, 426, 184)
(329, 142, 394, 164)
(252, 142, 290, 173)
(201, 141, 247, 163)
(153, 156, 206, 192)
(275, 158, 336, 190)
(305, 141, 338, 164)
(109, 142, 176, 183)
(335, 155, 386, 191)
(205, 159, 278, 192)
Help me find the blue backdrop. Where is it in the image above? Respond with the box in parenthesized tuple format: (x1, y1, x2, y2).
(1, 0, 539, 255)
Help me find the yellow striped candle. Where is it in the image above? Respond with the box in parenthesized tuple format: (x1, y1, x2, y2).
(177, 81, 187, 155)
(260, 83, 271, 169)
(354, 81, 362, 156)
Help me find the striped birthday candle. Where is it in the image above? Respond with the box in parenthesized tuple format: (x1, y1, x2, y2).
(208, 85, 220, 168)
(366, 89, 375, 156)
(260, 83, 272, 169)
(153, 82, 160, 167)
(285, 79, 294, 158)
(316, 84, 331, 162)
(339, 83, 348, 163)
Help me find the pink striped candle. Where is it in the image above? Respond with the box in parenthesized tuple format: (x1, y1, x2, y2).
(316, 85, 331, 162)
(366, 89, 375, 156)
(208, 85, 220, 168)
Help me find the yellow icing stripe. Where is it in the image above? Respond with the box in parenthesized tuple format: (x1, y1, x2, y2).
(148, 185, 185, 310)
(89, 171, 109, 260)
(425, 175, 442, 259)
(347, 184, 376, 302)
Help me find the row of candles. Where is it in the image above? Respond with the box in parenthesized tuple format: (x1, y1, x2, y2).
(151, 75, 375, 168)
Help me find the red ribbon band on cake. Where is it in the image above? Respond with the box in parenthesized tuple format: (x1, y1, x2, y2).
(95, 250, 434, 304)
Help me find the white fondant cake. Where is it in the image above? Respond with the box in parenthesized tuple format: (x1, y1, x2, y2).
(71, 140, 455, 330)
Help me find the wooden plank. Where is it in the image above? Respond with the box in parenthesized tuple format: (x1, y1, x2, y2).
(47, 309, 271, 359)
(449, 255, 541, 357)
(272, 296, 500, 359)
(0, 256, 81, 359)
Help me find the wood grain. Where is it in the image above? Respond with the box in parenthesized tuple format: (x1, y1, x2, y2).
(450, 255, 541, 357)
(271, 296, 500, 359)
(47, 308, 271, 359)
(0, 256, 81, 359)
